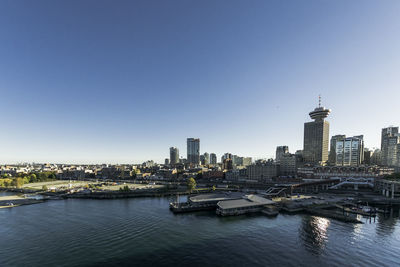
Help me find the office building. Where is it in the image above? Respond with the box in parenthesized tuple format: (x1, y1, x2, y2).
(247, 161, 279, 182)
(187, 138, 200, 165)
(381, 127, 399, 167)
(279, 154, 297, 176)
(303, 99, 331, 164)
(169, 147, 179, 165)
(334, 135, 364, 166)
(329, 135, 346, 165)
(276, 146, 289, 162)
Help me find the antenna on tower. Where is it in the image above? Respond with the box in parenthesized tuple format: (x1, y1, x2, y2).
(318, 94, 321, 107)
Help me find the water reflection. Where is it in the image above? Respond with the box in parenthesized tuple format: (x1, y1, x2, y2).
(375, 207, 400, 237)
(300, 216, 330, 255)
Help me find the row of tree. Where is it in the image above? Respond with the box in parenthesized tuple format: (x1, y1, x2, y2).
(0, 172, 57, 188)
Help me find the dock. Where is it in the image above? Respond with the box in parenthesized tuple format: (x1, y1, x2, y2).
(170, 192, 245, 213)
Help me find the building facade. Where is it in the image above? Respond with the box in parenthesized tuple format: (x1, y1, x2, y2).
(334, 135, 364, 166)
(187, 138, 200, 165)
(329, 135, 346, 165)
(210, 153, 217, 165)
(169, 147, 179, 165)
(279, 154, 297, 176)
(276, 146, 289, 162)
(201, 152, 210, 165)
(298, 165, 394, 179)
(303, 103, 331, 165)
(247, 161, 279, 182)
(381, 127, 399, 167)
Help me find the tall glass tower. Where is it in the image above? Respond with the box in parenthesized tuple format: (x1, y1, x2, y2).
(187, 138, 200, 165)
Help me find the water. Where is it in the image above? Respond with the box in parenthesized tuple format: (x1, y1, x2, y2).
(0, 197, 399, 267)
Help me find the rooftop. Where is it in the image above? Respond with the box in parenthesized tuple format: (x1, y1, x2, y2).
(189, 192, 245, 203)
(217, 194, 275, 210)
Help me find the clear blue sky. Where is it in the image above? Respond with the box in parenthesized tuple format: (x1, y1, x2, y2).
(1, 0, 399, 164)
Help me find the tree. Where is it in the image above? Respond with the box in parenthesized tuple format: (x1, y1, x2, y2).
(212, 185, 216, 191)
(48, 173, 57, 180)
(42, 185, 48, 191)
(12, 178, 24, 188)
(187, 177, 196, 193)
(30, 174, 37, 183)
(119, 185, 130, 192)
(23, 177, 30, 185)
(4, 179, 13, 187)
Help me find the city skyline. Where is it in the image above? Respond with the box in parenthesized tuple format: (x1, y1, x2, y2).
(1, 1, 400, 164)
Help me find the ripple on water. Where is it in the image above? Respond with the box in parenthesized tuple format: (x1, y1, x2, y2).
(1, 198, 400, 267)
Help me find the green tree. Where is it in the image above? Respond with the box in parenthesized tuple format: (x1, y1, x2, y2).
(23, 177, 30, 185)
(212, 185, 216, 191)
(4, 179, 13, 187)
(42, 185, 48, 191)
(38, 172, 47, 182)
(30, 174, 37, 183)
(187, 177, 196, 193)
(12, 178, 24, 188)
(119, 185, 130, 192)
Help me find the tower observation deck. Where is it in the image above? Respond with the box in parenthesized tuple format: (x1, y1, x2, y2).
(309, 96, 331, 121)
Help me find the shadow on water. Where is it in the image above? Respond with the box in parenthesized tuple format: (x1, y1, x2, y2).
(299, 215, 330, 255)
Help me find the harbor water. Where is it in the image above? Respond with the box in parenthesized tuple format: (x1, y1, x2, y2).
(0, 196, 399, 267)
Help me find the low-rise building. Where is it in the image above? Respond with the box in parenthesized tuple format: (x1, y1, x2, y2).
(279, 154, 297, 176)
(247, 161, 279, 182)
(298, 166, 394, 179)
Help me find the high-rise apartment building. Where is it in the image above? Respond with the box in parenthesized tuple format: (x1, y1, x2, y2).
(381, 127, 399, 167)
(210, 153, 217, 165)
(169, 147, 179, 165)
(303, 99, 331, 164)
(334, 135, 364, 166)
(203, 152, 209, 165)
(221, 153, 232, 163)
(187, 138, 200, 165)
(276, 146, 289, 162)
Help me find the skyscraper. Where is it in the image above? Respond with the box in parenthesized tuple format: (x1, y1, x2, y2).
(381, 127, 399, 167)
(203, 152, 210, 165)
(275, 146, 289, 162)
(303, 98, 331, 165)
(169, 147, 179, 165)
(210, 153, 217, 165)
(187, 138, 200, 165)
